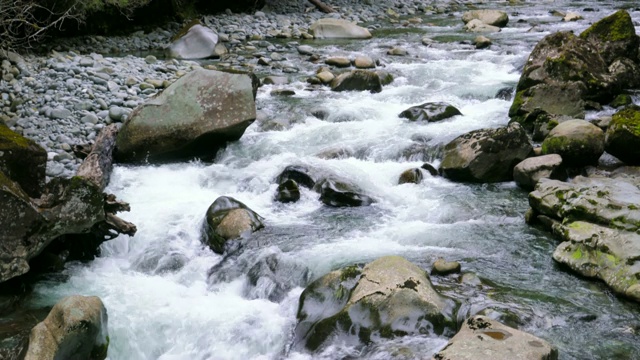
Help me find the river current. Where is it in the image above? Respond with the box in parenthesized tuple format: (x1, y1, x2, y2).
(26, 1, 640, 359)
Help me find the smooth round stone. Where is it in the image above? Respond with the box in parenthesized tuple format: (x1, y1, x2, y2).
(108, 106, 127, 121)
(297, 45, 314, 55)
(354, 56, 375, 69)
(81, 113, 99, 124)
(432, 258, 462, 275)
(387, 47, 408, 56)
(325, 57, 351, 68)
(50, 108, 72, 119)
(145, 55, 157, 64)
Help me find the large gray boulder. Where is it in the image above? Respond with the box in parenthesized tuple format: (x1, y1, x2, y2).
(433, 316, 558, 360)
(440, 123, 532, 183)
(0, 123, 46, 198)
(309, 18, 372, 39)
(605, 105, 640, 165)
(201, 196, 264, 254)
(25, 295, 109, 360)
(294, 256, 457, 351)
(116, 69, 256, 162)
(462, 10, 509, 27)
(509, 10, 640, 130)
(513, 154, 565, 190)
(541, 120, 604, 167)
(167, 24, 219, 60)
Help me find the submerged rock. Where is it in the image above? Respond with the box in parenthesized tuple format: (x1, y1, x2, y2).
(314, 177, 374, 207)
(605, 105, 640, 165)
(509, 10, 640, 130)
(433, 316, 558, 360)
(275, 165, 316, 189)
(201, 196, 264, 254)
(25, 295, 109, 360)
(541, 120, 604, 167)
(275, 179, 300, 203)
(440, 123, 532, 183)
(398, 168, 423, 185)
(309, 18, 372, 39)
(294, 256, 457, 351)
(399, 102, 462, 122)
(167, 24, 219, 60)
(0, 123, 46, 198)
(116, 69, 256, 163)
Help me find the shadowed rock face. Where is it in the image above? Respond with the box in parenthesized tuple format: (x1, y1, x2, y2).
(509, 10, 640, 130)
(294, 256, 457, 352)
(0, 123, 46, 198)
(116, 69, 256, 163)
(433, 316, 558, 360)
(201, 196, 264, 254)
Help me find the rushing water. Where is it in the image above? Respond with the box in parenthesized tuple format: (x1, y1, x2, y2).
(25, 1, 640, 359)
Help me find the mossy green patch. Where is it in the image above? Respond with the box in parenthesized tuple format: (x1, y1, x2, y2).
(340, 265, 362, 281)
(580, 10, 636, 42)
(0, 123, 33, 150)
(611, 105, 640, 137)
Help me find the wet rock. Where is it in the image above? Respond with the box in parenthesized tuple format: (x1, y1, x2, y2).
(270, 89, 295, 96)
(309, 18, 372, 39)
(245, 253, 310, 302)
(463, 19, 501, 33)
(0, 123, 46, 198)
(116, 69, 256, 163)
(564, 12, 583, 22)
(316, 71, 335, 84)
(325, 57, 351, 68)
(398, 168, 423, 185)
(441, 123, 532, 183)
(421, 163, 439, 176)
(387, 47, 408, 56)
(431, 258, 461, 275)
(552, 221, 640, 303)
(399, 102, 462, 122)
(167, 24, 219, 60)
(473, 35, 492, 49)
(297, 45, 314, 55)
(275, 165, 316, 189)
(513, 154, 566, 190)
(610, 94, 632, 108)
(605, 105, 640, 165)
(354, 56, 375, 69)
(331, 70, 382, 93)
(262, 76, 289, 85)
(509, 11, 640, 130)
(25, 295, 109, 360)
(462, 10, 509, 27)
(314, 177, 374, 207)
(433, 316, 558, 360)
(275, 179, 300, 203)
(495, 87, 514, 100)
(294, 256, 457, 352)
(541, 120, 604, 167)
(201, 196, 264, 254)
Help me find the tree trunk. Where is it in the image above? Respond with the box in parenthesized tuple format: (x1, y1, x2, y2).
(76, 124, 118, 191)
(308, 0, 335, 13)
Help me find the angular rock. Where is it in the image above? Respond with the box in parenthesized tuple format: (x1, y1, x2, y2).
(331, 70, 382, 93)
(552, 221, 640, 302)
(275, 165, 316, 189)
(440, 123, 532, 183)
(433, 316, 558, 360)
(167, 24, 219, 60)
(431, 258, 461, 275)
(463, 19, 501, 33)
(399, 102, 462, 122)
(509, 11, 640, 129)
(462, 10, 509, 27)
(398, 168, 423, 185)
(541, 119, 604, 167)
(314, 177, 374, 207)
(116, 69, 256, 163)
(513, 154, 565, 190)
(294, 256, 457, 351)
(201, 196, 264, 254)
(25, 295, 109, 360)
(309, 18, 372, 39)
(0, 123, 46, 198)
(605, 105, 640, 165)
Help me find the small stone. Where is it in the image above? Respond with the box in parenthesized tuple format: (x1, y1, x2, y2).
(325, 57, 351, 68)
(354, 56, 375, 69)
(145, 55, 157, 64)
(79, 58, 94, 67)
(297, 45, 314, 55)
(432, 258, 461, 275)
(563, 12, 583, 22)
(81, 113, 99, 124)
(258, 57, 271, 66)
(270, 89, 295, 96)
(139, 82, 155, 90)
(108, 106, 127, 122)
(262, 76, 289, 85)
(422, 37, 435, 46)
(50, 108, 71, 119)
(387, 47, 408, 56)
(316, 71, 335, 84)
(270, 52, 285, 61)
(473, 35, 492, 49)
(146, 79, 165, 89)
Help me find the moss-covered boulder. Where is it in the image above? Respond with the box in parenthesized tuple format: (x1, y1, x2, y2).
(605, 105, 640, 165)
(433, 316, 558, 360)
(330, 70, 382, 93)
(294, 256, 457, 352)
(541, 120, 604, 167)
(552, 221, 640, 302)
(509, 11, 640, 130)
(398, 102, 462, 123)
(201, 196, 264, 254)
(0, 123, 46, 198)
(440, 123, 532, 183)
(116, 69, 256, 163)
(25, 295, 109, 360)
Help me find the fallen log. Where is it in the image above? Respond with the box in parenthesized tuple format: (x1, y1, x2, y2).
(76, 124, 118, 191)
(309, 0, 335, 13)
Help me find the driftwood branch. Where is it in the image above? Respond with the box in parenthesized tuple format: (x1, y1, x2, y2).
(76, 124, 118, 191)
(105, 213, 137, 237)
(104, 193, 130, 214)
(308, 0, 335, 13)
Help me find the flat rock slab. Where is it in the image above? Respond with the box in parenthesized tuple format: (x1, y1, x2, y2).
(433, 316, 558, 360)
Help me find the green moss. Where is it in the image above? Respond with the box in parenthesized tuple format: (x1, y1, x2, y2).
(508, 90, 526, 118)
(611, 105, 640, 137)
(572, 248, 583, 260)
(628, 204, 638, 210)
(610, 94, 632, 108)
(541, 135, 571, 155)
(547, 119, 559, 130)
(580, 10, 635, 42)
(0, 123, 33, 150)
(340, 265, 362, 281)
(90, 335, 109, 360)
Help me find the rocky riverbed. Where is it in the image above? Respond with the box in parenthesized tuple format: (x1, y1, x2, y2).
(2, 0, 640, 359)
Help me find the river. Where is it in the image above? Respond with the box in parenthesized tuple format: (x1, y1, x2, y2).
(25, 1, 640, 359)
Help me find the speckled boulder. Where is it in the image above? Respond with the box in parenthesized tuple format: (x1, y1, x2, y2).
(541, 120, 604, 167)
